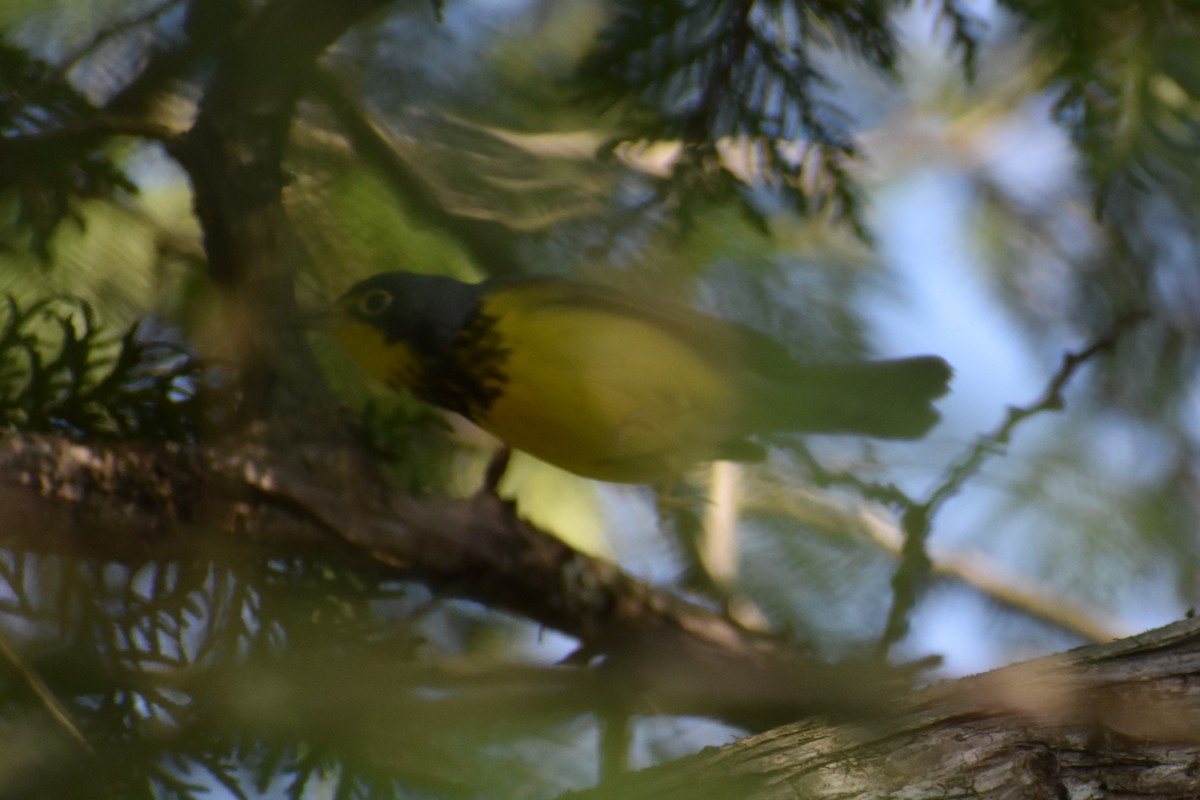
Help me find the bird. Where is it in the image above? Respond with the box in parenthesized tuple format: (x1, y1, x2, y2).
(328, 271, 951, 484)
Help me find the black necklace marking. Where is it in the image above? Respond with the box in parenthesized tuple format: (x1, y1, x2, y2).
(407, 309, 510, 419)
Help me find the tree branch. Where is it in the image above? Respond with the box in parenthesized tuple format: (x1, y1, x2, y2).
(0, 629, 93, 757)
(164, 0, 390, 435)
(567, 615, 1200, 799)
(0, 433, 912, 730)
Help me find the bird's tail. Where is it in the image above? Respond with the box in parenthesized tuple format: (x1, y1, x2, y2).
(764, 355, 952, 439)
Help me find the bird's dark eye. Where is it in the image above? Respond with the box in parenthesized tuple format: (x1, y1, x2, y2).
(357, 289, 393, 316)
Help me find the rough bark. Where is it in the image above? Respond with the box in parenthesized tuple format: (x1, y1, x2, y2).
(570, 616, 1200, 799)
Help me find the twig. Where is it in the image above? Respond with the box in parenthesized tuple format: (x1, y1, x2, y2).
(791, 442, 913, 507)
(876, 312, 1148, 656)
(741, 480, 1129, 643)
(0, 630, 94, 756)
(925, 312, 1147, 514)
(0, 114, 180, 146)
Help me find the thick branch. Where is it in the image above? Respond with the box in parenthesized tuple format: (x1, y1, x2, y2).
(167, 0, 389, 436)
(570, 616, 1200, 799)
(0, 433, 904, 729)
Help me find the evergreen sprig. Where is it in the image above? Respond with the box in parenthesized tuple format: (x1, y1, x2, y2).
(577, 0, 903, 236)
(0, 42, 138, 258)
(930, 0, 988, 79)
(999, 0, 1200, 208)
(0, 295, 204, 441)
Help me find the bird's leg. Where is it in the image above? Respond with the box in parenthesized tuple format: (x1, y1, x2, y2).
(478, 446, 513, 497)
(655, 476, 729, 601)
(657, 464, 770, 628)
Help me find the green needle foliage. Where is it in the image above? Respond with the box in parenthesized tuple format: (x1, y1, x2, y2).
(0, 295, 205, 441)
(575, 0, 984, 237)
(0, 43, 138, 260)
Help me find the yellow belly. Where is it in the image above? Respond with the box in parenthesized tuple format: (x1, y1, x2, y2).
(476, 298, 740, 482)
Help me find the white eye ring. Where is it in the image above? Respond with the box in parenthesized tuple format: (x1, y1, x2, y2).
(357, 289, 392, 316)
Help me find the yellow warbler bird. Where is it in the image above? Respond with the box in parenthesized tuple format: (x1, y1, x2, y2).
(330, 272, 951, 483)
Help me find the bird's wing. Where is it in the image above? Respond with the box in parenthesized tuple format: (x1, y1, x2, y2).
(481, 276, 950, 441)
(481, 276, 783, 369)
